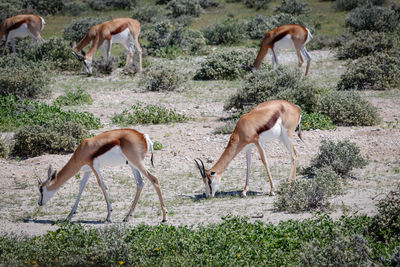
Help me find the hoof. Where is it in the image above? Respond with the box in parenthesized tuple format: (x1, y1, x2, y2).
(241, 192, 247, 198)
(161, 219, 167, 223)
(269, 192, 275, 196)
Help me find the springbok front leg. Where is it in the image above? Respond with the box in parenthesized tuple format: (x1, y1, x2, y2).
(123, 165, 144, 222)
(242, 150, 252, 197)
(66, 171, 91, 220)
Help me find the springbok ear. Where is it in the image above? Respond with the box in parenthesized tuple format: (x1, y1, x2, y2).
(47, 165, 53, 179)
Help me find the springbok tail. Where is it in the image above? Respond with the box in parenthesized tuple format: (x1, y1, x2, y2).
(305, 28, 312, 44)
(40, 16, 46, 30)
(144, 134, 154, 167)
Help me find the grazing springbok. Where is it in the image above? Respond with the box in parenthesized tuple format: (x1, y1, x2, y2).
(0, 14, 45, 56)
(195, 100, 303, 198)
(71, 17, 142, 74)
(37, 129, 167, 222)
(252, 24, 312, 75)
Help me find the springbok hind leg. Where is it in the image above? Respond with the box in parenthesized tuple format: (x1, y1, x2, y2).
(255, 141, 275, 196)
(137, 164, 167, 222)
(280, 129, 297, 183)
(123, 165, 144, 222)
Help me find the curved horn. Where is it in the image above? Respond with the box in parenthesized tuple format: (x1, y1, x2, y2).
(194, 158, 206, 178)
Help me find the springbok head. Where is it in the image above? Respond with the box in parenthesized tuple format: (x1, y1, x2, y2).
(72, 50, 93, 74)
(194, 158, 221, 198)
(37, 165, 58, 206)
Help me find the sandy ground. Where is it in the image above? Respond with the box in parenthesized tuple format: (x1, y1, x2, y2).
(0, 50, 399, 236)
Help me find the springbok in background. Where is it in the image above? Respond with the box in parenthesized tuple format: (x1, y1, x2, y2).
(37, 129, 167, 222)
(195, 100, 303, 198)
(0, 14, 45, 56)
(252, 24, 312, 75)
(72, 17, 142, 74)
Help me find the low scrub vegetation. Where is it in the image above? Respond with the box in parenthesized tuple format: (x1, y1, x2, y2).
(54, 88, 93, 106)
(0, 95, 102, 132)
(1, 199, 399, 266)
(274, 167, 342, 212)
(345, 4, 399, 32)
(83, 0, 136, 11)
(202, 18, 246, 45)
(303, 139, 368, 177)
(11, 121, 88, 158)
(334, 0, 386, 11)
(301, 112, 335, 131)
(0, 138, 9, 158)
(337, 52, 400, 91)
(335, 31, 396, 60)
(92, 56, 119, 74)
(140, 65, 187, 91)
(166, 0, 202, 18)
(194, 49, 255, 80)
(319, 90, 380, 126)
(111, 102, 188, 125)
(274, 0, 310, 15)
(0, 56, 50, 99)
(225, 66, 322, 113)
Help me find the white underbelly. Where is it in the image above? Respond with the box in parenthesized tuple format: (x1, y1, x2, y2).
(8, 24, 31, 39)
(273, 34, 294, 50)
(111, 28, 130, 44)
(80, 145, 128, 172)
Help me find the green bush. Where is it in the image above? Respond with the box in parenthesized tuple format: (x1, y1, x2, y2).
(92, 56, 119, 74)
(199, 0, 219, 9)
(22, 0, 65, 15)
(171, 28, 206, 54)
(0, 56, 50, 99)
(299, 234, 373, 266)
(225, 66, 322, 113)
(0, 1, 20, 23)
(319, 91, 380, 126)
(0, 95, 102, 132)
(345, 4, 399, 32)
(63, 17, 106, 43)
(111, 102, 188, 125)
(83, 0, 136, 11)
(337, 52, 400, 90)
(153, 141, 163, 150)
(131, 6, 166, 23)
(304, 139, 368, 177)
(274, 0, 310, 15)
(306, 34, 332, 50)
(301, 112, 335, 131)
(139, 65, 187, 91)
(194, 49, 256, 80)
(63, 1, 90, 16)
(243, 0, 271, 10)
(166, 0, 202, 18)
(245, 13, 314, 39)
(54, 88, 93, 106)
(11, 120, 88, 158)
(335, 31, 396, 60)
(0, 138, 9, 158)
(369, 185, 400, 244)
(274, 167, 342, 212)
(202, 18, 246, 45)
(335, 0, 386, 11)
(25, 37, 82, 71)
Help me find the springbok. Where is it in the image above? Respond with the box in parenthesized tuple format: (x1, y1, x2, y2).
(252, 24, 312, 75)
(0, 14, 45, 56)
(37, 129, 167, 222)
(71, 17, 142, 74)
(195, 100, 303, 198)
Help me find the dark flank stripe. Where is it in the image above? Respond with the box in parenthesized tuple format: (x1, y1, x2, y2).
(256, 111, 280, 135)
(271, 31, 288, 44)
(92, 140, 120, 159)
(8, 20, 26, 31)
(111, 24, 128, 35)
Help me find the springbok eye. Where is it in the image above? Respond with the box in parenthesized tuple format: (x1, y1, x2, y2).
(210, 171, 216, 176)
